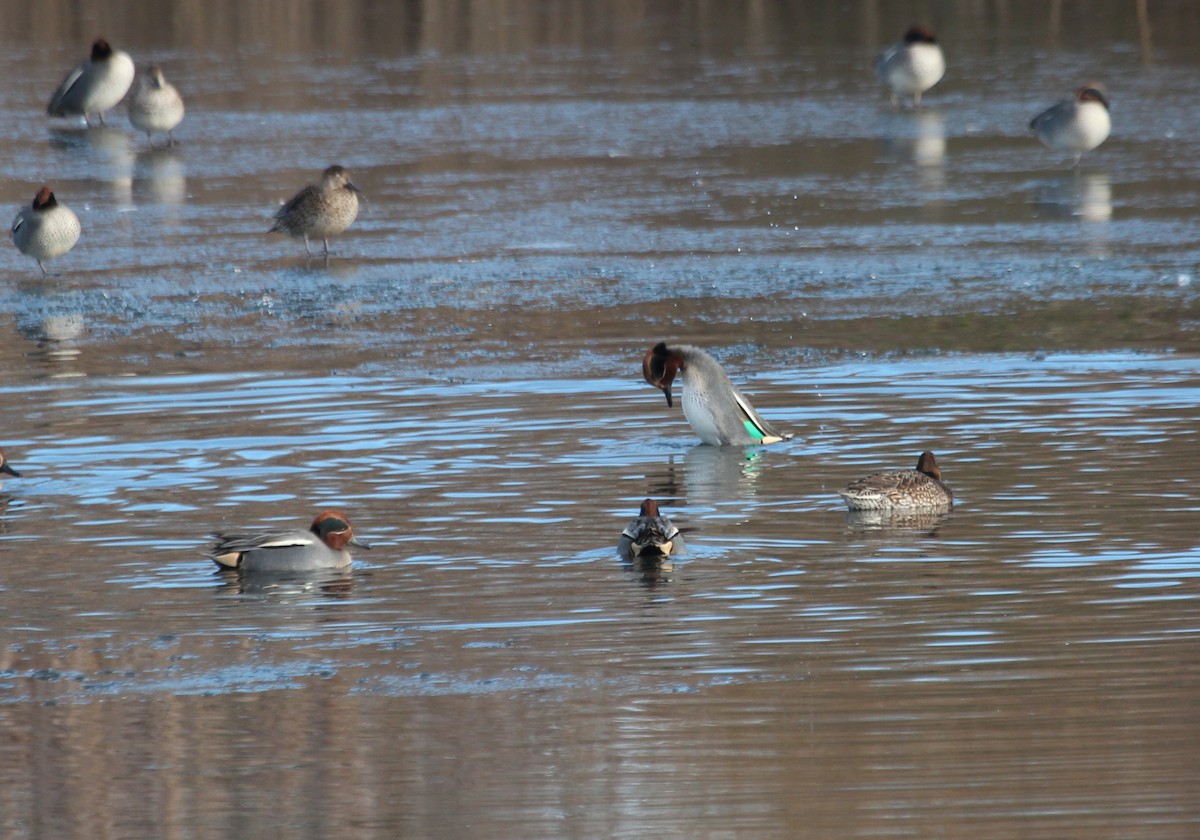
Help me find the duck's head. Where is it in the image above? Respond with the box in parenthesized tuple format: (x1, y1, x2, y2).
(322, 165, 363, 195)
(903, 26, 938, 45)
(642, 341, 682, 407)
(915, 450, 942, 480)
(142, 64, 166, 89)
(1077, 84, 1109, 109)
(310, 510, 370, 551)
(32, 187, 57, 211)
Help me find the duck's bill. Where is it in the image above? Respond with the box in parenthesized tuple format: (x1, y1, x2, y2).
(659, 385, 673, 408)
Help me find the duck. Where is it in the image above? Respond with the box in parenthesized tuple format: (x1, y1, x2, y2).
(46, 38, 136, 126)
(127, 63, 185, 148)
(838, 450, 953, 511)
(874, 26, 946, 108)
(642, 341, 792, 446)
(12, 187, 81, 277)
(269, 165, 363, 256)
(1030, 85, 1111, 166)
(618, 499, 684, 558)
(0, 450, 21, 478)
(208, 510, 369, 572)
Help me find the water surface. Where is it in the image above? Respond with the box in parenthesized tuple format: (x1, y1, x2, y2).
(2, 2, 1200, 838)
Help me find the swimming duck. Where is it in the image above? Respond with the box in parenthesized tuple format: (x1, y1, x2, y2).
(618, 499, 684, 558)
(47, 38, 136, 126)
(127, 64, 185, 148)
(208, 510, 369, 572)
(642, 341, 792, 446)
(12, 187, 81, 277)
(1030, 85, 1111, 166)
(874, 26, 946, 108)
(269, 165, 363, 256)
(838, 450, 953, 511)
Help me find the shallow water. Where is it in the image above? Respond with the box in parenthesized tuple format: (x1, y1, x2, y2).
(3, 1, 1200, 838)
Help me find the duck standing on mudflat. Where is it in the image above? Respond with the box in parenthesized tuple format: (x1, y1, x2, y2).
(838, 451, 953, 511)
(12, 187, 81, 277)
(874, 26, 945, 108)
(1030, 84, 1111, 167)
(46, 38, 136, 126)
(269, 165, 363, 256)
(642, 341, 792, 446)
(127, 63, 185, 148)
(208, 510, 369, 572)
(618, 499, 684, 559)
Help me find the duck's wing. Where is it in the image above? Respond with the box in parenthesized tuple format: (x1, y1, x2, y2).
(873, 43, 900, 77)
(1030, 99, 1069, 133)
(272, 185, 318, 221)
(47, 62, 88, 116)
(210, 528, 315, 555)
(731, 389, 792, 444)
(208, 529, 318, 568)
(841, 468, 922, 495)
(622, 516, 677, 542)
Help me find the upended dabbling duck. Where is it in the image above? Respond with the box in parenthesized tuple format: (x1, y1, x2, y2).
(618, 498, 684, 559)
(642, 342, 792, 446)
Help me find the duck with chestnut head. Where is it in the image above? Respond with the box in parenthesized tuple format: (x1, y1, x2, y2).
(208, 510, 370, 572)
(642, 342, 792, 446)
(1030, 84, 1111, 167)
(874, 26, 946, 108)
(47, 38, 136, 126)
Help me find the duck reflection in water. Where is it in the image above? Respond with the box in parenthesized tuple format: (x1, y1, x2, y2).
(845, 508, 948, 535)
(682, 444, 768, 506)
(878, 110, 945, 168)
(47, 126, 134, 206)
(878, 109, 946, 193)
(133, 146, 187, 206)
(625, 554, 675, 587)
(212, 566, 355, 600)
(17, 312, 85, 368)
(1033, 172, 1112, 223)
